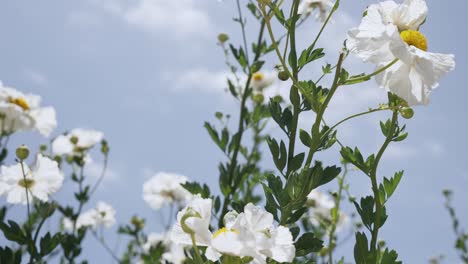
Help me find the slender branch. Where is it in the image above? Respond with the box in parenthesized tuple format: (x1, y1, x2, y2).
(90, 230, 120, 263)
(328, 165, 348, 263)
(309, 0, 340, 51)
(369, 111, 399, 255)
(344, 59, 398, 85)
(304, 53, 345, 168)
(285, 0, 301, 176)
(89, 153, 109, 197)
(19, 161, 32, 231)
(218, 4, 268, 228)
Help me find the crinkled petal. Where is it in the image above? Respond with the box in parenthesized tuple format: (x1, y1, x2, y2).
(392, 0, 428, 30)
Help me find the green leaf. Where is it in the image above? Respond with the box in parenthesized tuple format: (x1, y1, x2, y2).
(289, 153, 305, 172)
(0, 220, 29, 245)
(383, 171, 404, 202)
(295, 233, 323, 256)
(181, 182, 211, 198)
(250, 60, 265, 73)
(354, 232, 371, 264)
(381, 248, 402, 264)
(299, 129, 312, 147)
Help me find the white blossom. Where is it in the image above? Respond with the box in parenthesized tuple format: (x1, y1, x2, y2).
(0, 82, 57, 137)
(0, 154, 63, 204)
(143, 172, 192, 210)
(347, 0, 455, 105)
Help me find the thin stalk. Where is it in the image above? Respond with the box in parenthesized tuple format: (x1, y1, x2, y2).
(19, 161, 32, 231)
(89, 153, 109, 197)
(218, 5, 268, 228)
(310, 0, 340, 51)
(369, 111, 399, 255)
(285, 0, 301, 176)
(328, 165, 348, 263)
(304, 53, 345, 168)
(190, 233, 204, 263)
(91, 230, 120, 263)
(344, 59, 398, 85)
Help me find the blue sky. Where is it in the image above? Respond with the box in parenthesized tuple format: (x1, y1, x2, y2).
(0, 0, 467, 262)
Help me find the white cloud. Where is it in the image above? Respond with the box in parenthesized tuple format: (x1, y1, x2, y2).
(85, 161, 119, 181)
(385, 140, 446, 160)
(24, 69, 48, 86)
(88, 0, 213, 37)
(166, 68, 231, 95)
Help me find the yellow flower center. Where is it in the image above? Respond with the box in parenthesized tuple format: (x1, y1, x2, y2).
(8, 97, 30, 111)
(400, 30, 428, 51)
(252, 72, 264, 82)
(212, 227, 239, 239)
(18, 178, 35, 189)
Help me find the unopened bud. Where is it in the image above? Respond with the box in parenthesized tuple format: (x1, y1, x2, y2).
(218, 33, 229, 43)
(70, 136, 79, 145)
(223, 211, 238, 227)
(252, 93, 264, 104)
(131, 216, 145, 230)
(277, 71, 289, 81)
(16, 145, 30, 160)
(181, 208, 201, 235)
(399, 107, 414, 119)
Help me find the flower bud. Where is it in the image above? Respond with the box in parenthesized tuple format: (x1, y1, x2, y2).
(252, 93, 264, 104)
(16, 145, 30, 160)
(217, 33, 229, 43)
(70, 136, 79, 145)
(277, 71, 289, 81)
(181, 207, 201, 235)
(40, 144, 47, 152)
(399, 107, 414, 119)
(131, 216, 145, 231)
(223, 211, 238, 227)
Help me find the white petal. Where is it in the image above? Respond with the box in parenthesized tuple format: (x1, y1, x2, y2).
(205, 247, 221, 262)
(52, 135, 74, 156)
(29, 107, 57, 137)
(392, 0, 428, 30)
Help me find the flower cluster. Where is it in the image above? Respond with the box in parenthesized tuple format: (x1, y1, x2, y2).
(171, 197, 295, 263)
(52, 128, 104, 160)
(63, 201, 116, 231)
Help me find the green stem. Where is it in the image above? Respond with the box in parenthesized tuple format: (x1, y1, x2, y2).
(218, 6, 268, 228)
(304, 53, 345, 168)
(310, 0, 340, 51)
(190, 233, 204, 263)
(344, 59, 398, 85)
(89, 152, 108, 197)
(369, 111, 399, 256)
(328, 165, 348, 263)
(19, 161, 32, 232)
(319, 107, 389, 144)
(285, 0, 301, 176)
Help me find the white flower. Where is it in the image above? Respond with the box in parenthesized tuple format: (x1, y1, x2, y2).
(170, 196, 213, 246)
(52, 128, 104, 157)
(143, 172, 192, 210)
(0, 154, 63, 204)
(0, 83, 57, 137)
(347, 0, 455, 105)
(307, 190, 348, 232)
(298, 0, 334, 22)
(64, 201, 116, 230)
(143, 233, 186, 264)
(206, 204, 295, 264)
(251, 72, 275, 93)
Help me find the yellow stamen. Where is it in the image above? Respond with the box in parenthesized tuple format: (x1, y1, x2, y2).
(400, 30, 428, 51)
(252, 72, 264, 82)
(18, 178, 35, 189)
(212, 227, 239, 239)
(9, 97, 30, 111)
